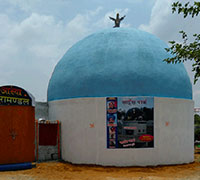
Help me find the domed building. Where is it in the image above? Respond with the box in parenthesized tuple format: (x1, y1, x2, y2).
(47, 28, 194, 166)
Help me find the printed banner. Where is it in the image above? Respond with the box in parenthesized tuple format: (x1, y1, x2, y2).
(106, 97, 154, 149)
(0, 85, 32, 106)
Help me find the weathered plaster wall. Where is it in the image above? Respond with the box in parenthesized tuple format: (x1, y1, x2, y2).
(35, 102, 48, 120)
(48, 97, 194, 166)
(38, 145, 59, 162)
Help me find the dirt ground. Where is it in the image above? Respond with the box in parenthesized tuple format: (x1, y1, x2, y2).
(0, 153, 200, 180)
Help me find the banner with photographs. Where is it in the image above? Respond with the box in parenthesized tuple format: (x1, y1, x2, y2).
(106, 97, 154, 149)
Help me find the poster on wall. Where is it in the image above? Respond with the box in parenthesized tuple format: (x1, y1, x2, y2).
(106, 97, 118, 149)
(0, 85, 32, 106)
(106, 97, 154, 149)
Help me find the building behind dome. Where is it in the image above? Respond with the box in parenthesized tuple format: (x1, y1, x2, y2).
(48, 28, 194, 166)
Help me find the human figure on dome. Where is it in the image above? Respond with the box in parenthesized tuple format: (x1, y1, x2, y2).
(109, 13, 126, 28)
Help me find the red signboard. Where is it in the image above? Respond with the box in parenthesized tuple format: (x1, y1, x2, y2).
(139, 134, 154, 142)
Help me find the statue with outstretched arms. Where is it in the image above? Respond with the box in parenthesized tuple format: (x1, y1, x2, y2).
(109, 13, 126, 28)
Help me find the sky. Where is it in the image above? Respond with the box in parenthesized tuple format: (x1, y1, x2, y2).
(0, 0, 199, 107)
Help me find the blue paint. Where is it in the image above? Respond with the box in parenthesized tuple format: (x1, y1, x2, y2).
(48, 28, 192, 101)
(0, 162, 35, 171)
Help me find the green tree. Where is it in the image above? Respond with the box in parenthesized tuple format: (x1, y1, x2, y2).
(195, 114, 200, 140)
(164, 1, 200, 84)
(195, 114, 200, 125)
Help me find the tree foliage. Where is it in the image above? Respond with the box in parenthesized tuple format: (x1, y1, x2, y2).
(164, 1, 200, 84)
(195, 114, 200, 125)
(195, 114, 200, 140)
(195, 128, 200, 140)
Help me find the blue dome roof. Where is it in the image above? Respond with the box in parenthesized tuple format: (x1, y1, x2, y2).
(48, 28, 192, 101)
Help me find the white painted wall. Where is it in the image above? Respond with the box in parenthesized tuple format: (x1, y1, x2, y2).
(48, 97, 194, 166)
